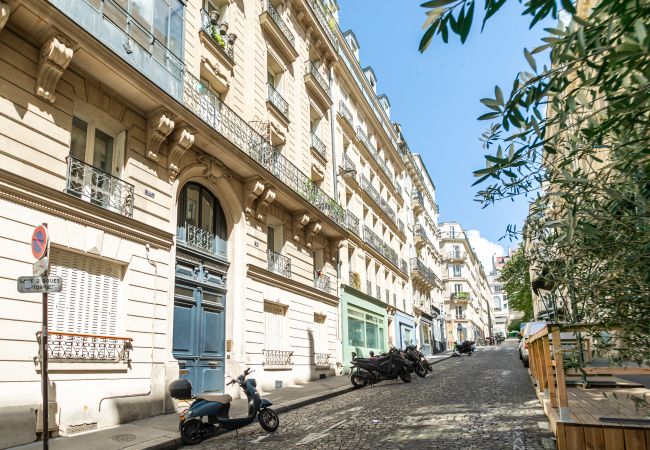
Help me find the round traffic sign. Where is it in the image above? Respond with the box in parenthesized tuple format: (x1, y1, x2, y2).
(32, 225, 49, 260)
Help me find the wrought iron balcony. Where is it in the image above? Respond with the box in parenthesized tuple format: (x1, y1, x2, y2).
(411, 189, 425, 214)
(400, 258, 409, 274)
(446, 251, 467, 261)
(182, 73, 346, 229)
(376, 286, 381, 300)
(264, 0, 295, 47)
(366, 280, 372, 295)
(338, 101, 354, 128)
(344, 154, 356, 174)
(355, 127, 394, 186)
(414, 224, 434, 249)
(306, 0, 338, 49)
(305, 61, 330, 95)
(268, 83, 289, 119)
(346, 210, 360, 236)
(185, 222, 216, 253)
(363, 226, 398, 266)
(451, 291, 470, 301)
(314, 352, 330, 367)
(65, 156, 135, 218)
(200, 9, 235, 60)
(314, 272, 332, 292)
(456, 314, 466, 320)
(263, 349, 293, 366)
(268, 250, 291, 278)
(440, 231, 467, 241)
(359, 175, 396, 225)
(311, 133, 327, 159)
(39, 331, 132, 361)
(398, 219, 405, 235)
(410, 257, 437, 287)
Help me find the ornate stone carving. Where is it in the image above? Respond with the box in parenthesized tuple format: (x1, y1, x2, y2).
(244, 178, 265, 217)
(310, 162, 325, 183)
(0, 2, 11, 32)
(35, 36, 74, 103)
(168, 125, 195, 180)
(256, 185, 276, 222)
(330, 240, 344, 263)
(146, 109, 175, 161)
(306, 221, 322, 248)
(292, 212, 310, 241)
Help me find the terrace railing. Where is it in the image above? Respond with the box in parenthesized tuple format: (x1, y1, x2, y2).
(268, 250, 292, 278)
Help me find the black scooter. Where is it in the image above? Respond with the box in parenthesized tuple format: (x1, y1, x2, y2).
(349, 348, 412, 388)
(168, 368, 279, 445)
(453, 340, 476, 356)
(403, 344, 429, 377)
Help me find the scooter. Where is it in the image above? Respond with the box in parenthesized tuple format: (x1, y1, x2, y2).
(349, 347, 412, 388)
(403, 344, 429, 377)
(453, 340, 476, 356)
(168, 368, 279, 445)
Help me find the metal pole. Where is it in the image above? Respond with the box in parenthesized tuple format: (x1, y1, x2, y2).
(42, 290, 48, 450)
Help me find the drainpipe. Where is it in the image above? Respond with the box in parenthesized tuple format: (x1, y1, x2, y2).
(329, 65, 338, 204)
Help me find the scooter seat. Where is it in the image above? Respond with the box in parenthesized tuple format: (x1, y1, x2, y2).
(195, 393, 233, 404)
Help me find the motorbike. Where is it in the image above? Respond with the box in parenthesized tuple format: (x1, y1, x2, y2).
(453, 340, 476, 356)
(349, 347, 412, 388)
(168, 368, 279, 445)
(403, 344, 429, 377)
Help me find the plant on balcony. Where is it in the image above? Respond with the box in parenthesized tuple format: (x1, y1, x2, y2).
(211, 28, 226, 49)
(351, 271, 361, 290)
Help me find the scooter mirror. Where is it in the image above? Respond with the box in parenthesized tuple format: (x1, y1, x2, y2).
(351, 352, 357, 359)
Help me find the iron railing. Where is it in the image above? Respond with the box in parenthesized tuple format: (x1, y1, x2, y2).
(65, 156, 134, 218)
(366, 280, 372, 295)
(182, 73, 346, 228)
(440, 231, 466, 240)
(411, 189, 425, 212)
(376, 286, 381, 300)
(410, 257, 437, 286)
(355, 127, 394, 186)
(39, 331, 132, 361)
(200, 9, 235, 60)
(264, 0, 295, 47)
(346, 210, 360, 236)
(268, 250, 291, 278)
(446, 251, 467, 261)
(314, 352, 330, 366)
(338, 101, 354, 128)
(451, 291, 470, 300)
(363, 226, 398, 266)
(263, 349, 293, 366)
(359, 175, 397, 225)
(385, 290, 389, 304)
(268, 83, 289, 119)
(456, 314, 466, 320)
(306, 0, 338, 49)
(311, 133, 327, 159)
(314, 272, 332, 292)
(344, 153, 356, 173)
(414, 223, 434, 249)
(305, 60, 330, 95)
(397, 219, 405, 234)
(400, 258, 409, 274)
(186, 222, 216, 254)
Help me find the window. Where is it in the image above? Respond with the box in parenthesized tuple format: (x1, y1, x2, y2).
(48, 250, 123, 336)
(454, 283, 462, 293)
(452, 264, 462, 277)
(267, 223, 284, 253)
(70, 115, 126, 177)
(455, 306, 464, 318)
(264, 302, 286, 350)
(347, 307, 384, 351)
(198, 78, 221, 126)
(177, 183, 227, 257)
(421, 322, 431, 346)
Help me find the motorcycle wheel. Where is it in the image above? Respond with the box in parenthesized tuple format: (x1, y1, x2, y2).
(258, 408, 279, 432)
(398, 367, 412, 383)
(350, 373, 368, 388)
(414, 361, 427, 378)
(180, 418, 204, 445)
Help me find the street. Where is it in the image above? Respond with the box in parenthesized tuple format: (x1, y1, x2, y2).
(195, 340, 554, 450)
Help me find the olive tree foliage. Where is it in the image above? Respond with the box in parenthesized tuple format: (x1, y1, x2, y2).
(419, 0, 650, 364)
(499, 249, 534, 321)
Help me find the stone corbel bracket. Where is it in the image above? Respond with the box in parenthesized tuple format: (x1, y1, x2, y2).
(0, 2, 11, 32)
(256, 185, 276, 222)
(305, 221, 322, 248)
(146, 109, 175, 162)
(292, 212, 310, 241)
(329, 239, 344, 263)
(168, 124, 195, 180)
(244, 178, 265, 217)
(35, 34, 75, 103)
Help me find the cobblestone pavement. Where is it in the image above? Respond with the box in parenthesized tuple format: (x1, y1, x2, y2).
(194, 340, 555, 449)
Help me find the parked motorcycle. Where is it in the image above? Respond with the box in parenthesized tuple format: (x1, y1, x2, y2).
(349, 347, 412, 388)
(168, 368, 279, 445)
(403, 344, 429, 377)
(453, 340, 476, 356)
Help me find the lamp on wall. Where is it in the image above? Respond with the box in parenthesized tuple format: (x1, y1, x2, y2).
(336, 167, 356, 179)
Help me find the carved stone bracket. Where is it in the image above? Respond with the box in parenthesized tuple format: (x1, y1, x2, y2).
(146, 109, 175, 162)
(168, 125, 195, 180)
(256, 185, 276, 222)
(330, 240, 344, 263)
(292, 212, 310, 241)
(306, 221, 322, 248)
(0, 2, 10, 32)
(244, 178, 265, 217)
(35, 35, 74, 103)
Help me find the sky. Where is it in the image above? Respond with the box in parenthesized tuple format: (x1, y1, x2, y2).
(337, 1, 553, 258)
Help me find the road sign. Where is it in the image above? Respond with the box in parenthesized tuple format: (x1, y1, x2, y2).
(32, 225, 49, 260)
(33, 257, 49, 276)
(17, 276, 62, 293)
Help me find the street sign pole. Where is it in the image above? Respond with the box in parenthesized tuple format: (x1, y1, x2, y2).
(40, 224, 49, 450)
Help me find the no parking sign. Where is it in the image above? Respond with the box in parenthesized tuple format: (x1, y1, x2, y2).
(31, 224, 49, 260)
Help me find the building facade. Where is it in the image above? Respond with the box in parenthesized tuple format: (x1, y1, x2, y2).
(489, 251, 514, 337)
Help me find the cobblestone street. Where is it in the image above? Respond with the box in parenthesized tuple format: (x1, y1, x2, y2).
(194, 340, 554, 449)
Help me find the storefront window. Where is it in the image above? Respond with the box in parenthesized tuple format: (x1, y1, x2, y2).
(421, 322, 431, 345)
(347, 307, 384, 350)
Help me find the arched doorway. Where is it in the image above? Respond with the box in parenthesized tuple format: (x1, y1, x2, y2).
(173, 182, 229, 393)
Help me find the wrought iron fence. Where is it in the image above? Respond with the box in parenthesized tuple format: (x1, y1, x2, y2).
(410, 257, 437, 286)
(338, 101, 354, 127)
(314, 272, 331, 292)
(263, 349, 293, 366)
(400, 258, 409, 274)
(311, 133, 327, 159)
(344, 153, 356, 173)
(182, 73, 346, 229)
(306, 0, 338, 49)
(346, 210, 360, 236)
(363, 225, 398, 266)
(200, 9, 235, 59)
(414, 223, 434, 249)
(40, 331, 132, 361)
(355, 127, 394, 186)
(185, 222, 216, 253)
(268, 250, 291, 278)
(268, 83, 289, 119)
(264, 0, 295, 47)
(65, 156, 134, 218)
(314, 352, 330, 367)
(305, 61, 330, 95)
(359, 175, 396, 225)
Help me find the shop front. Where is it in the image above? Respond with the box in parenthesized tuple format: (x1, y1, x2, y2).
(395, 311, 416, 350)
(417, 314, 434, 355)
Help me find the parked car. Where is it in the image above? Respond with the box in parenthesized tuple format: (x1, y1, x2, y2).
(518, 321, 548, 367)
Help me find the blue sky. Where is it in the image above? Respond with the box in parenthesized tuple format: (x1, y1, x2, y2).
(337, 1, 552, 251)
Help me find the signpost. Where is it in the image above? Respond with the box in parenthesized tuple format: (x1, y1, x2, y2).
(19, 224, 54, 450)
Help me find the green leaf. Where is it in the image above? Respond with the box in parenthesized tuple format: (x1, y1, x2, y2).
(634, 19, 647, 43)
(460, 1, 474, 43)
(478, 111, 501, 120)
(524, 48, 537, 72)
(419, 23, 437, 52)
(560, 0, 575, 14)
(495, 85, 504, 105)
(421, 0, 457, 8)
(480, 98, 501, 111)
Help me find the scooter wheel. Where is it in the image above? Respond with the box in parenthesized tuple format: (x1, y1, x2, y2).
(414, 361, 427, 378)
(180, 418, 204, 445)
(258, 408, 279, 432)
(350, 373, 367, 389)
(399, 368, 412, 383)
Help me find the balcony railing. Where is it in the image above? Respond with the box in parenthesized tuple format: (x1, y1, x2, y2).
(400, 258, 409, 274)
(200, 9, 235, 60)
(314, 352, 330, 367)
(344, 154, 356, 173)
(183, 73, 346, 229)
(398, 219, 405, 235)
(360, 175, 396, 225)
(338, 101, 354, 128)
(314, 272, 332, 292)
(268, 250, 291, 278)
(376, 286, 381, 300)
(263, 349, 293, 366)
(411, 189, 425, 212)
(446, 251, 468, 261)
(456, 314, 466, 320)
(410, 257, 437, 286)
(355, 127, 394, 186)
(306, 0, 338, 49)
(39, 331, 132, 361)
(264, 0, 295, 47)
(451, 291, 470, 301)
(311, 133, 327, 159)
(363, 226, 398, 266)
(346, 210, 360, 236)
(186, 222, 216, 253)
(268, 83, 289, 119)
(305, 61, 330, 95)
(440, 231, 467, 240)
(366, 280, 372, 295)
(414, 223, 434, 249)
(65, 156, 135, 218)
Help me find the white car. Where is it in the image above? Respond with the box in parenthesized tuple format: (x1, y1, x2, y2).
(518, 321, 547, 367)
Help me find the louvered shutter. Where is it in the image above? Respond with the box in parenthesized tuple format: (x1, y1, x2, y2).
(49, 250, 121, 336)
(264, 303, 285, 351)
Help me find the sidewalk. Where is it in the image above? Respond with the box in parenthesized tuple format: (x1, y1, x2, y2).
(12, 355, 453, 450)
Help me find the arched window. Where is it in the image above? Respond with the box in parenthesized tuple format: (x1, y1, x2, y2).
(178, 183, 227, 257)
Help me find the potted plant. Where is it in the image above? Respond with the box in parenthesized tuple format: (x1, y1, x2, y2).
(211, 27, 226, 49)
